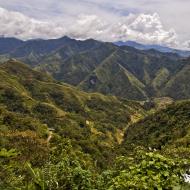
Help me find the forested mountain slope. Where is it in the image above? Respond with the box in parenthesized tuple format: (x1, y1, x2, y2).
(0, 59, 145, 167)
(122, 100, 190, 157)
(1, 37, 190, 100)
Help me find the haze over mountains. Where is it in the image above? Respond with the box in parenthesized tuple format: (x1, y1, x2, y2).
(114, 41, 190, 57)
(1, 36, 190, 101)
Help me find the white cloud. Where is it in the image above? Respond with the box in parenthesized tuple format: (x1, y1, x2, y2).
(183, 41, 190, 50)
(0, 7, 180, 47)
(0, 0, 189, 49)
(1, 6, 190, 49)
(68, 13, 178, 47)
(0, 7, 67, 39)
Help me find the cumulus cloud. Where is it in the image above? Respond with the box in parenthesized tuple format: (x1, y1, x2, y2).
(183, 41, 190, 49)
(68, 13, 178, 47)
(0, 7, 180, 48)
(0, 0, 189, 49)
(0, 7, 67, 39)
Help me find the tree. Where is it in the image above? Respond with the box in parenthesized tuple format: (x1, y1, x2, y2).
(105, 148, 190, 190)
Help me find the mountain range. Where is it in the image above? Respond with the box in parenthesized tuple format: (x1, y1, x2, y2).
(0, 36, 190, 101)
(114, 40, 190, 57)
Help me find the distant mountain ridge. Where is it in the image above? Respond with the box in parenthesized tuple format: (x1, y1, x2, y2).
(114, 40, 190, 57)
(2, 36, 190, 58)
(0, 37, 24, 54)
(1, 36, 190, 101)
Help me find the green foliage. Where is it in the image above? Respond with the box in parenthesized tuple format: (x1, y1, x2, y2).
(0, 140, 99, 190)
(0, 148, 18, 158)
(4, 140, 189, 190)
(0, 148, 23, 190)
(105, 149, 190, 190)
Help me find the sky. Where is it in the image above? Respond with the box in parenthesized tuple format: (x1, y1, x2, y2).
(0, 0, 189, 49)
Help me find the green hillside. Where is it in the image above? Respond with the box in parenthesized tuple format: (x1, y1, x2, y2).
(78, 51, 148, 100)
(122, 100, 190, 158)
(1, 60, 190, 189)
(37, 42, 116, 86)
(161, 58, 190, 99)
(0, 60, 146, 166)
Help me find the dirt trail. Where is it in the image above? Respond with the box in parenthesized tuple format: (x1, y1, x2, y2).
(47, 131, 53, 143)
(117, 113, 144, 144)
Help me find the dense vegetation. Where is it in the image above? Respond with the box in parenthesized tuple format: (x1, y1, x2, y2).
(0, 60, 145, 167)
(1, 142, 190, 189)
(123, 100, 190, 150)
(0, 44, 190, 189)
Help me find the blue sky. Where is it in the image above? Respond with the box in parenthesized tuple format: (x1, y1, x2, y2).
(0, 0, 189, 49)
